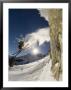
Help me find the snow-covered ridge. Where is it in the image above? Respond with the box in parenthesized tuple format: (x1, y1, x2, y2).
(9, 55, 57, 81)
(9, 55, 50, 73)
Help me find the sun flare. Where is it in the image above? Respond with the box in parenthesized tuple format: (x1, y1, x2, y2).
(32, 48, 39, 55)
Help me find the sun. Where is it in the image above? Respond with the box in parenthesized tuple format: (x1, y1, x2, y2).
(32, 48, 39, 55)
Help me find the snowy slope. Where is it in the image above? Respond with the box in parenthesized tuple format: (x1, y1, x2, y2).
(9, 55, 57, 81)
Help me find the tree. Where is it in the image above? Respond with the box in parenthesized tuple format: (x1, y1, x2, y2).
(39, 9, 62, 80)
(48, 9, 62, 80)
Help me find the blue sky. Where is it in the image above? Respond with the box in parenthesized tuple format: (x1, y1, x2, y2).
(9, 9, 49, 56)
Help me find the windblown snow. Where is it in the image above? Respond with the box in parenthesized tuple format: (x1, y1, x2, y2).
(24, 27, 50, 48)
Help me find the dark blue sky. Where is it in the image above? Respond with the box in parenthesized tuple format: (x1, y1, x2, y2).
(9, 9, 49, 55)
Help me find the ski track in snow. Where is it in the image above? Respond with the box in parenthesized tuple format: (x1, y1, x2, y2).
(9, 55, 59, 81)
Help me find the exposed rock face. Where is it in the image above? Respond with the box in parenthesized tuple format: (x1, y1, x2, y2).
(39, 9, 62, 80)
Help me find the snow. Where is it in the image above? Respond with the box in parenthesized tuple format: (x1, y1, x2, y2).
(8, 55, 58, 81)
